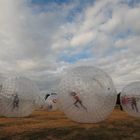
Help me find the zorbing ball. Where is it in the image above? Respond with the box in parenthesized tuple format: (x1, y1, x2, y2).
(0, 76, 39, 117)
(120, 81, 140, 117)
(34, 94, 45, 110)
(44, 92, 58, 111)
(0, 75, 6, 116)
(57, 65, 117, 123)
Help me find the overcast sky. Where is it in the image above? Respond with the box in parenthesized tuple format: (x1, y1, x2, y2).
(0, 0, 140, 92)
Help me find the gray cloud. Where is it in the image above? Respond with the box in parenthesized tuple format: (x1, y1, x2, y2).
(0, 0, 140, 92)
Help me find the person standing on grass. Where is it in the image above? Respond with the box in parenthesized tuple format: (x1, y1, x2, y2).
(13, 93, 19, 109)
(116, 92, 123, 111)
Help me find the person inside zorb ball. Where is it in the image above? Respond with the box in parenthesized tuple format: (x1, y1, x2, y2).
(0, 76, 39, 117)
(120, 81, 140, 117)
(44, 92, 58, 111)
(57, 65, 117, 123)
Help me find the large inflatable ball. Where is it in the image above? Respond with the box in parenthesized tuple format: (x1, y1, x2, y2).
(43, 92, 58, 111)
(34, 94, 45, 110)
(0, 75, 6, 93)
(0, 75, 6, 116)
(57, 65, 117, 123)
(0, 76, 39, 117)
(120, 81, 140, 117)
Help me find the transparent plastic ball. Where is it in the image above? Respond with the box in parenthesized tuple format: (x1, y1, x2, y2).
(57, 65, 117, 123)
(120, 81, 140, 117)
(43, 92, 58, 111)
(34, 94, 45, 110)
(0, 76, 39, 117)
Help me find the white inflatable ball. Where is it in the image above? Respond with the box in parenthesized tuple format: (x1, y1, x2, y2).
(0, 75, 6, 93)
(34, 94, 45, 110)
(0, 75, 6, 116)
(120, 81, 140, 117)
(0, 76, 39, 117)
(57, 65, 117, 123)
(44, 92, 58, 111)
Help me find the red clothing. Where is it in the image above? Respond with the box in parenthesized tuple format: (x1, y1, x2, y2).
(73, 95, 79, 100)
(122, 97, 136, 105)
(122, 97, 129, 104)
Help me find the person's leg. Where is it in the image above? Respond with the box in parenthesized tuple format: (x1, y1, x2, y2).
(134, 103, 138, 112)
(120, 104, 123, 111)
(16, 102, 19, 108)
(79, 101, 87, 111)
(131, 103, 134, 110)
(49, 105, 52, 109)
(74, 100, 79, 108)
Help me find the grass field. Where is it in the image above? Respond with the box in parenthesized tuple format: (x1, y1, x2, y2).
(0, 108, 140, 140)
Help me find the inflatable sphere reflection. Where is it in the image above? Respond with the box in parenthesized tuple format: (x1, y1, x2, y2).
(120, 81, 140, 117)
(57, 65, 117, 123)
(0, 76, 39, 117)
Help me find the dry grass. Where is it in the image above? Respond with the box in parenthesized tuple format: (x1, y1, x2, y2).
(0, 108, 140, 140)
